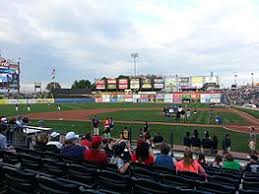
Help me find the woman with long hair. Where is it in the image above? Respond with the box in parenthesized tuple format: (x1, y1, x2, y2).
(176, 148, 206, 176)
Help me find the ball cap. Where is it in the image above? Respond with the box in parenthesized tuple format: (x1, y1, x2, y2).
(50, 131, 60, 138)
(91, 135, 103, 147)
(65, 131, 79, 140)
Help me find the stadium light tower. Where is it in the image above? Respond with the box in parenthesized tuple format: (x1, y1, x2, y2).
(131, 53, 139, 76)
(251, 72, 254, 88)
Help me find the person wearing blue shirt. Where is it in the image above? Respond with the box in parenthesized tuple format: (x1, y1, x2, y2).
(154, 143, 177, 170)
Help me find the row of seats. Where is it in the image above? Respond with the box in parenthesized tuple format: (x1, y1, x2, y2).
(1, 148, 259, 194)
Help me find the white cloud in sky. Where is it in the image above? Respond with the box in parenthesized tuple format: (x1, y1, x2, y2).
(0, 0, 259, 91)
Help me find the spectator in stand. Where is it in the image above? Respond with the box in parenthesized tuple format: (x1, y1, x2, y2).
(245, 155, 259, 173)
(197, 153, 207, 165)
(202, 131, 212, 154)
(222, 134, 231, 154)
(119, 141, 132, 162)
(80, 133, 92, 149)
(211, 135, 218, 154)
(109, 117, 114, 131)
(154, 143, 177, 170)
(131, 141, 154, 166)
(35, 133, 48, 151)
(176, 148, 206, 176)
(0, 124, 15, 152)
(223, 153, 241, 171)
(210, 155, 223, 168)
(84, 135, 107, 165)
(110, 144, 130, 174)
(46, 132, 63, 149)
(153, 132, 164, 146)
(103, 138, 116, 159)
(183, 132, 191, 148)
(92, 116, 99, 135)
(191, 130, 201, 153)
(248, 127, 257, 155)
(61, 131, 85, 160)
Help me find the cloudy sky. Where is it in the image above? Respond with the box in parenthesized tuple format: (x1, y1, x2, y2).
(1, 0, 259, 91)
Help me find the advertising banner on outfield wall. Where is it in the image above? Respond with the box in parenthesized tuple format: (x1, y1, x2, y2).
(164, 77, 177, 92)
(117, 95, 125, 102)
(107, 79, 117, 90)
(102, 95, 110, 103)
(153, 78, 164, 89)
(200, 93, 211, 103)
(173, 93, 182, 104)
(191, 92, 200, 100)
(130, 78, 140, 89)
(133, 94, 141, 103)
(191, 76, 204, 89)
(96, 80, 106, 90)
(141, 78, 152, 89)
(95, 97, 102, 103)
(124, 94, 133, 102)
(164, 94, 173, 103)
(118, 79, 128, 90)
(0, 99, 8, 104)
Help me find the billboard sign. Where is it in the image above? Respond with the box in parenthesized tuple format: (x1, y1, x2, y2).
(130, 78, 140, 89)
(164, 77, 177, 92)
(204, 76, 218, 84)
(107, 79, 117, 90)
(191, 76, 204, 89)
(96, 80, 106, 90)
(153, 78, 164, 89)
(141, 77, 152, 89)
(118, 79, 128, 89)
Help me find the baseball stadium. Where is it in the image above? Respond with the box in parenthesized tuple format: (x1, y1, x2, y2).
(1, 1, 259, 194)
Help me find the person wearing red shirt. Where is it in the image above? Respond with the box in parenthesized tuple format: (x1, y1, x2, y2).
(84, 135, 107, 165)
(131, 142, 154, 166)
(176, 148, 206, 176)
(80, 133, 92, 149)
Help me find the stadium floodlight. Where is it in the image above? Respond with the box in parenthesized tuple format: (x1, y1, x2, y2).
(251, 72, 254, 88)
(131, 53, 139, 76)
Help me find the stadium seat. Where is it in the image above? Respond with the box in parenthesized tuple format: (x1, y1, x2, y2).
(41, 158, 66, 176)
(2, 150, 19, 164)
(130, 165, 158, 180)
(181, 189, 214, 194)
(79, 188, 121, 194)
(160, 173, 194, 188)
(131, 177, 182, 194)
(239, 189, 259, 194)
(207, 175, 240, 189)
(98, 170, 130, 193)
(178, 171, 206, 181)
(151, 165, 176, 175)
(66, 163, 97, 186)
(2, 165, 36, 194)
(243, 181, 259, 191)
(20, 153, 41, 170)
(196, 181, 236, 194)
(36, 175, 81, 194)
(45, 144, 60, 153)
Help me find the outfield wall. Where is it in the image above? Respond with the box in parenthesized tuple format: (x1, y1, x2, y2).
(95, 92, 223, 104)
(0, 98, 55, 105)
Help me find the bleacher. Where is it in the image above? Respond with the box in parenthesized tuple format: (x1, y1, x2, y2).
(1, 147, 259, 194)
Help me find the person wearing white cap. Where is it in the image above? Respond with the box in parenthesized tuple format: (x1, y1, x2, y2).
(46, 131, 63, 149)
(60, 131, 86, 160)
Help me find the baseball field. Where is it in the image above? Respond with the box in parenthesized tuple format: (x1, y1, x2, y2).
(1, 102, 259, 152)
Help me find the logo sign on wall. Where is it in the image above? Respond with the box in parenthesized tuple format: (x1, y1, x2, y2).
(141, 78, 152, 89)
(107, 79, 117, 90)
(96, 80, 106, 90)
(153, 78, 164, 89)
(118, 79, 128, 89)
(130, 78, 140, 89)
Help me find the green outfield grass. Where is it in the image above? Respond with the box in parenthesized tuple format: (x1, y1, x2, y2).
(30, 120, 256, 153)
(95, 110, 247, 125)
(0, 102, 209, 116)
(237, 108, 259, 119)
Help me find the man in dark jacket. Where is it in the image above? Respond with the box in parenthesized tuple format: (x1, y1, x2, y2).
(191, 130, 201, 153)
(183, 132, 191, 148)
(202, 131, 212, 154)
(222, 134, 231, 154)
